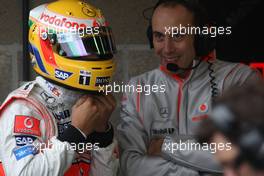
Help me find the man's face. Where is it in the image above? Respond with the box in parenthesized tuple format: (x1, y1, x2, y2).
(212, 132, 264, 176)
(152, 5, 196, 72)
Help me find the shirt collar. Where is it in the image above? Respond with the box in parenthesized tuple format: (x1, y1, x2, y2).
(36, 76, 83, 104)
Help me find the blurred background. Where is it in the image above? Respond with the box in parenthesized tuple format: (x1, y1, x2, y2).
(0, 0, 263, 125)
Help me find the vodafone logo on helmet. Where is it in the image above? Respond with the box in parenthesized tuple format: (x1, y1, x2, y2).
(39, 12, 87, 29)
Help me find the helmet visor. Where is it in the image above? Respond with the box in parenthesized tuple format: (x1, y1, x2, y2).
(50, 27, 116, 60)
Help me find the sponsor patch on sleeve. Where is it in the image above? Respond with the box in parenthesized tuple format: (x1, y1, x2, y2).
(15, 135, 37, 146)
(14, 115, 41, 137)
(13, 145, 38, 161)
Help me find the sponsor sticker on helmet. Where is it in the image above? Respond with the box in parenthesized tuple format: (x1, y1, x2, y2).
(82, 6, 96, 17)
(95, 76, 110, 86)
(39, 11, 87, 29)
(55, 69, 73, 80)
(79, 71, 91, 85)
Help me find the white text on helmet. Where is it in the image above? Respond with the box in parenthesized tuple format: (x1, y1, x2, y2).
(39, 12, 87, 29)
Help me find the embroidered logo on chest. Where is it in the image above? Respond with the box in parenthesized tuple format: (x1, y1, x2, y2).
(159, 107, 169, 118)
(199, 103, 208, 113)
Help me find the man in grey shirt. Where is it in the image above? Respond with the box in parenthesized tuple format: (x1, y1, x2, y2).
(117, 0, 261, 175)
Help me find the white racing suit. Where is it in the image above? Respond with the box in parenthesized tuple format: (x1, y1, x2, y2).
(0, 76, 118, 176)
(117, 59, 261, 176)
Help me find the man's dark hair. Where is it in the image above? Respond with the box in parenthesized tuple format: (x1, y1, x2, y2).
(152, 0, 209, 26)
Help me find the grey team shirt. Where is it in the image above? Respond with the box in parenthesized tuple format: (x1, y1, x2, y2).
(117, 59, 260, 176)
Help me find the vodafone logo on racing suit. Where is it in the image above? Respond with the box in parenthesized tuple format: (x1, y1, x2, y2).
(39, 12, 87, 29)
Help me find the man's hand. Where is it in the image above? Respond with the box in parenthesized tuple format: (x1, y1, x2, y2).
(147, 138, 164, 156)
(71, 94, 116, 135)
(93, 94, 116, 132)
(71, 95, 100, 135)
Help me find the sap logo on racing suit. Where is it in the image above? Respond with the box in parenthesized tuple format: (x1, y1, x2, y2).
(52, 109, 70, 120)
(55, 69, 73, 80)
(15, 135, 36, 146)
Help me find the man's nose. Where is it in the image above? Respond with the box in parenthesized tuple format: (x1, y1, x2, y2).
(164, 37, 175, 54)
